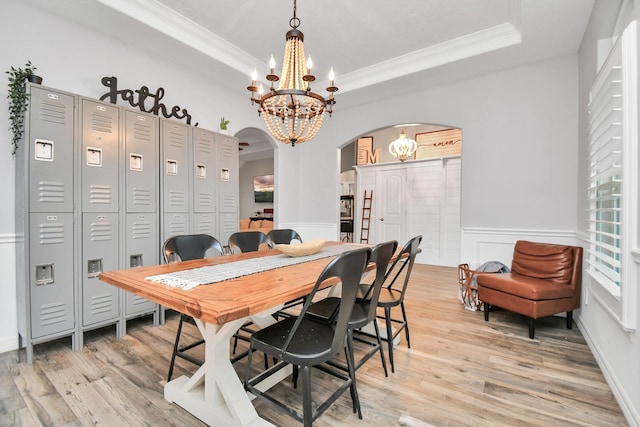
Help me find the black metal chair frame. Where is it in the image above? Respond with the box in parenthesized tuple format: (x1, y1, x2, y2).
(372, 235, 422, 373)
(228, 231, 275, 254)
(267, 228, 303, 245)
(163, 234, 224, 382)
(305, 240, 398, 378)
(244, 247, 372, 427)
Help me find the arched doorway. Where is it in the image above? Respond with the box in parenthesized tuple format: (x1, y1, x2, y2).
(235, 128, 277, 221)
(340, 123, 462, 266)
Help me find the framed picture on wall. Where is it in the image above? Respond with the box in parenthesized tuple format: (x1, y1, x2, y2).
(415, 128, 462, 160)
(356, 136, 373, 165)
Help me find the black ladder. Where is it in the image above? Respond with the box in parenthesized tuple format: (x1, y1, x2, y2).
(360, 190, 373, 243)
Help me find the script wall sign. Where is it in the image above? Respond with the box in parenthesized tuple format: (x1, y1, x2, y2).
(99, 76, 198, 126)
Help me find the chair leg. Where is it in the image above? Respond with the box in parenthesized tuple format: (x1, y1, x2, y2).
(345, 332, 362, 419)
(400, 302, 410, 348)
(302, 365, 313, 427)
(167, 315, 185, 382)
(373, 319, 388, 377)
(384, 307, 395, 373)
(484, 303, 490, 321)
(529, 318, 535, 339)
(566, 311, 573, 329)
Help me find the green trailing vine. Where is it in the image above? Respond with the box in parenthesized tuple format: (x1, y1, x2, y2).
(6, 61, 37, 156)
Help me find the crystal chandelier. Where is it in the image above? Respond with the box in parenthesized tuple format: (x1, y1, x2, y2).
(247, 0, 337, 147)
(389, 129, 417, 162)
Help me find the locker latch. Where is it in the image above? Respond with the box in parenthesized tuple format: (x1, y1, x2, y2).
(35, 264, 54, 285)
(130, 254, 143, 268)
(87, 259, 103, 278)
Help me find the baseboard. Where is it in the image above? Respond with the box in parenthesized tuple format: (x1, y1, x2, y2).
(0, 335, 19, 354)
(576, 318, 639, 427)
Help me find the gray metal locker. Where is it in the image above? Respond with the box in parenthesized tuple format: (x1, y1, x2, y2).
(16, 84, 77, 364)
(124, 110, 158, 213)
(161, 120, 190, 213)
(28, 213, 75, 339)
(124, 213, 158, 316)
(81, 213, 120, 327)
(216, 133, 239, 213)
(81, 99, 120, 213)
(192, 128, 216, 213)
(28, 86, 75, 213)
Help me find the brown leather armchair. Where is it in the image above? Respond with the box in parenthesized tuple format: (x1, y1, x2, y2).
(477, 240, 583, 339)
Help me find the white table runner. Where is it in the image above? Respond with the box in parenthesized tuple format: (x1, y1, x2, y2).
(146, 244, 366, 290)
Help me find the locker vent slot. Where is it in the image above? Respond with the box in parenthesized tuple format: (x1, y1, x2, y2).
(39, 100, 68, 125)
(168, 220, 188, 235)
(167, 132, 185, 148)
(89, 185, 113, 204)
(37, 181, 66, 203)
(221, 217, 237, 232)
(221, 145, 235, 157)
(132, 188, 152, 206)
(90, 221, 114, 242)
(197, 193, 214, 207)
(168, 191, 186, 206)
(197, 141, 213, 154)
(40, 302, 68, 326)
(131, 220, 152, 239)
(39, 222, 65, 244)
(133, 122, 152, 141)
(90, 113, 114, 133)
(221, 195, 236, 209)
(90, 293, 114, 315)
(197, 217, 214, 231)
(131, 295, 149, 306)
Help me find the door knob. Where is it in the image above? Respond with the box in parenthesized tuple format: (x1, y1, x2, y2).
(379, 218, 384, 221)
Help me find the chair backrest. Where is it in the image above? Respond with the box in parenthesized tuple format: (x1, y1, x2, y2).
(383, 235, 422, 302)
(267, 228, 303, 244)
(228, 231, 275, 253)
(282, 247, 372, 361)
(361, 240, 398, 320)
(162, 234, 224, 263)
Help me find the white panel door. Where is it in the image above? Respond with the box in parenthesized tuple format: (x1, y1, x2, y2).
(377, 168, 406, 244)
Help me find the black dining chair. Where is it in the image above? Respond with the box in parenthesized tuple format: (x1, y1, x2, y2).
(267, 228, 303, 244)
(375, 235, 422, 373)
(228, 230, 275, 363)
(244, 247, 372, 427)
(228, 231, 275, 253)
(306, 240, 398, 378)
(163, 234, 224, 382)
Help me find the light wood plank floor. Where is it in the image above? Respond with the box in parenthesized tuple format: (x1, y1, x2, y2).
(0, 265, 628, 426)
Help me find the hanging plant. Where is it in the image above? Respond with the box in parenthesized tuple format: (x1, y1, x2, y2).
(6, 61, 41, 156)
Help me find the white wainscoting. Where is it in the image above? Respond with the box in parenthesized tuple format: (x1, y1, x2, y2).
(276, 222, 338, 243)
(460, 227, 579, 268)
(0, 234, 19, 353)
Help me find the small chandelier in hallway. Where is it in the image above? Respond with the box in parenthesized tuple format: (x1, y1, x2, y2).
(389, 129, 417, 161)
(247, 0, 337, 147)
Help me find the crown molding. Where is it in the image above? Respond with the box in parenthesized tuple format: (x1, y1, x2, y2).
(96, 0, 521, 94)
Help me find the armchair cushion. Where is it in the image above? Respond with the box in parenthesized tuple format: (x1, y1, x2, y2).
(477, 273, 576, 301)
(511, 241, 573, 284)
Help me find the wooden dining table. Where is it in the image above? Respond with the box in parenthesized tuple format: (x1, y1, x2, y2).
(99, 242, 369, 427)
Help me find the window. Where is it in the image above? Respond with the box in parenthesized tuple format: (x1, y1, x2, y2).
(587, 20, 638, 330)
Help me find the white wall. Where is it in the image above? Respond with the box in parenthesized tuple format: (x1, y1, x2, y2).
(575, 1, 640, 425)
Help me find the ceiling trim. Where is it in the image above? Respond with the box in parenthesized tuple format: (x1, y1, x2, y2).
(333, 23, 522, 94)
(96, 0, 522, 94)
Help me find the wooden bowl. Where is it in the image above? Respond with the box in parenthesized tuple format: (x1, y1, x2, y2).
(276, 239, 326, 257)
